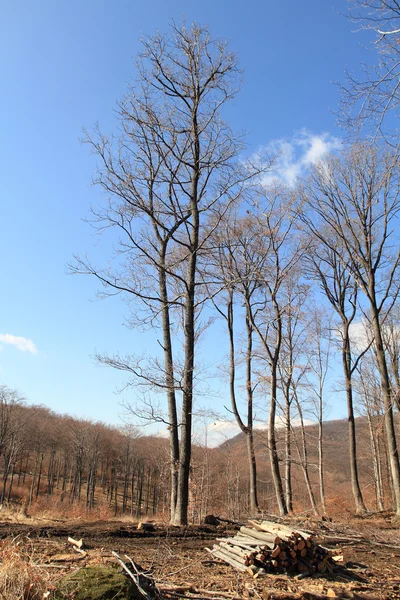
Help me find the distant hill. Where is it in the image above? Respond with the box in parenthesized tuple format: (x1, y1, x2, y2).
(217, 416, 389, 515)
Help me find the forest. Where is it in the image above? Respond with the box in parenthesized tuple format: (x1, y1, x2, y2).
(0, 392, 397, 524)
(2, 1, 400, 530)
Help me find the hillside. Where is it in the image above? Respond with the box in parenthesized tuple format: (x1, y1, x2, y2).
(217, 416, 390, 515)
(0, 399, 393, 520)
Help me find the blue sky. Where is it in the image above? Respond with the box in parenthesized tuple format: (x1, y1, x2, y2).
(0, 1, 371, 434)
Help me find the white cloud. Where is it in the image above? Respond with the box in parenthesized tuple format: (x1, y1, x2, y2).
(348, 321, 371, 351)
(0, 333, 38, 354)
(191, 417, 316, 448)
(261, 129, 342, 187)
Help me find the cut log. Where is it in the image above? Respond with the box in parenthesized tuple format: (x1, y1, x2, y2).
(219, 542, 247, 560)
(137, 522, 155, 532)
(210, 549, 247, 572)
(239, 526, 278, 544)
(68, 536, 84, 549)
(209, 522, 338, 580)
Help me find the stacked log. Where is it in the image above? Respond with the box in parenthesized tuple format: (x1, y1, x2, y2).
(209, 520, 339, 578)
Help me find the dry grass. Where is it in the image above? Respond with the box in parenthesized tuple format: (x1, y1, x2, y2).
(0, 536, 50, 600)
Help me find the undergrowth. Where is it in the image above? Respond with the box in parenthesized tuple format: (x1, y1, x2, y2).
(0, 536, 50, 600)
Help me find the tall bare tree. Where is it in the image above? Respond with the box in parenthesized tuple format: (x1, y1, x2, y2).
(244, 186, 304, 516)
(72, 23, 255, 525)
(340, 0, 400, 142)
(277, 275, 310, 513)
(355, 358, 386, 511)
(305, 245, 369, 514)
(381, 304, 400, 410)
(302, 143, 400, 514)
(205, 213, 264, 513)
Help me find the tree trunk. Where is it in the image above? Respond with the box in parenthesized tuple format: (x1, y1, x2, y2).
(294, 394, 319, 516)
(367, 411, 384, 511)
(174, 276, 195, 525)
(318, 405, 326, 514)
(284, 388, 293, 513)
(7, 463, 15, 503)
(269, 369, 287, 516)
(370, 301, 400, 515)
(159, 258, 179, 523)
(245, 311, 259, 513)
(342, 333, 366, 514)
(173, 106, 200, 526)
(246, 432, 259, 514)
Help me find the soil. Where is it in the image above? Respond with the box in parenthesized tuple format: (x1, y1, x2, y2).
(0, 516, 399, 599)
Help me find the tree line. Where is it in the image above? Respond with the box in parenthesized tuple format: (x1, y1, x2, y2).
(0, 385, 394, 521)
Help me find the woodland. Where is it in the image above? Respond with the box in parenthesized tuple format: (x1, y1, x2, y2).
(2, 0, 400, 531)
(5, 2, 400, 599)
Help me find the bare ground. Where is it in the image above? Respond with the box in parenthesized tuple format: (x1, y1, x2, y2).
(0, 516, 399, 599)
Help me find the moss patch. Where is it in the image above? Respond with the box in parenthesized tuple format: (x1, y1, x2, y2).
(54, 565, 140, 599)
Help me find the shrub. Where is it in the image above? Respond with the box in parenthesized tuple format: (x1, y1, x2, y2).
(0, 537, 49, 599)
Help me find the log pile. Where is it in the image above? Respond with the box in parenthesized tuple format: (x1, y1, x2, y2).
(209, 520, 340, 578)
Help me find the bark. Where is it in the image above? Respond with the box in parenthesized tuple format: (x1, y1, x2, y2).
(245, 312, 259, 513)
(284, 396, 292, 513)
(269, 368, 287, 516)
(173, 223, 197, 525)
(370, 301, 400, 514)
(159, 258, 179, 521)
(367, 411, 384, 511)
(342, 331, 367, 514)
(318, 404, 326, 514)
(224, 291, 259, 514)
(293, 393, 319, 515)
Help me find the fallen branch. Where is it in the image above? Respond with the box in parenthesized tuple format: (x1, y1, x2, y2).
(112, 551, 154, 599)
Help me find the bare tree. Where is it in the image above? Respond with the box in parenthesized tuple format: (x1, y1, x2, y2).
(72, 23, 256, 525)
(244, 186, 304, 516)
(302, 307, 333, 515)
(381, 304, 400, 410)
(305, 245, 369, 514)
(340, 0, 400, 142)
(205, 212, 264, 513)
(277, 275, 310, 513)
(355, 358, 386, 511)
(302, 143, 400, 514)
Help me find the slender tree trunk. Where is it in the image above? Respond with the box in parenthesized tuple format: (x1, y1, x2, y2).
(269, 368, 287, 516)
(29, 451, 39, 506)
(130, 469, 135, 516)
(174, 278, 195, 524)
(342, 333, 366, 514)
(227, 294, 259, 513)
(114, 477, 118, 517)
(367, 411, 384, 511)
(245, 311, 259, 513)
(294, 395, 319, 515)
(35, 453, 44, 499)
(246, 432, 259, 514)
(7, 463, 15, 503)
(318, 401, 326, 514)
(370, 301, 400, 515)
(159, 258, 179, 523)
(0, 456, 10, 504)
(136, 467, 143, 518)
(284, 387, 293, 513)
(173, 108, 200, 526)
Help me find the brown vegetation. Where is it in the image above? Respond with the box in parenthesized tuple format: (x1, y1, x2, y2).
(0, 393, 396, 524)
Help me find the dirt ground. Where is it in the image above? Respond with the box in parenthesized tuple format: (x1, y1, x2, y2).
(0, 515, 399, 599)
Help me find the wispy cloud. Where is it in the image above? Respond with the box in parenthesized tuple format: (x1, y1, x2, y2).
(0, 333, 38, 354)
(261, 129, 342, 187)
